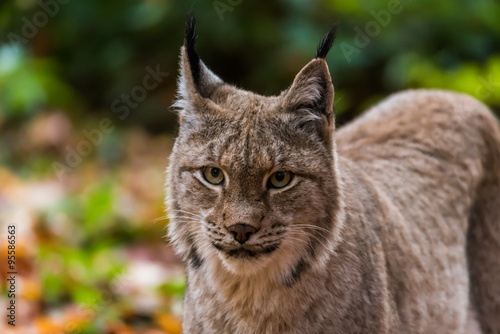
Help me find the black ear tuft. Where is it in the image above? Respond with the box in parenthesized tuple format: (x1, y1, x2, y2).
(184, 13, 201, 86)
(316, 22, 339, 59)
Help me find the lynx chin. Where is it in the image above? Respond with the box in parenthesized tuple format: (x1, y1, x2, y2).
(166, 15, 500, 334)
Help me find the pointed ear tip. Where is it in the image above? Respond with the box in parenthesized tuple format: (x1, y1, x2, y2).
(182, 12, 201, 85)
(315, 22, 339, 59)
(184, 13, 196, 48)
(303, 58, 330, 72)
(185, 12, 196, 30)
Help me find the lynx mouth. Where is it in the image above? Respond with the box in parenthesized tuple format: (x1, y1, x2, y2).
(211, 242, 280, 259)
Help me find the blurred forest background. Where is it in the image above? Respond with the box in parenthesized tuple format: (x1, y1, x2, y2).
(0, 0, 499, 333)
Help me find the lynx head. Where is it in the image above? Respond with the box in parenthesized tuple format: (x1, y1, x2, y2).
(167, 15, 343, 283)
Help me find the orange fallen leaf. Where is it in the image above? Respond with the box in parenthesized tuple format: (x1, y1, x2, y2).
(106, 321, 136, 334)
(21, 278, 42, 301)
(154, 313, 182, 334)
(34, 316, 63, 334)
(62, 307, 93, 332)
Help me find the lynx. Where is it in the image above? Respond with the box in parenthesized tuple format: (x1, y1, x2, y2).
(166, 15, 500, 334)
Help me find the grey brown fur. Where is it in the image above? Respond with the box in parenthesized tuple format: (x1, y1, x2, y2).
(166, 18, 500, 334)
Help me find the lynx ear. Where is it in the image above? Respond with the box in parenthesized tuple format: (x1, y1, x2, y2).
(283, 58, 334, 126)
(175, 14, 224, 119)
(283, 24, 337, 124)
(282, 24, 337, 144)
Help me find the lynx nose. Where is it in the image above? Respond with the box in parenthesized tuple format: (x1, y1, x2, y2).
(227, 223, 257, 244)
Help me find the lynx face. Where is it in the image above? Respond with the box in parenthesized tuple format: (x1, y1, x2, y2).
(167, 17, 342, 277)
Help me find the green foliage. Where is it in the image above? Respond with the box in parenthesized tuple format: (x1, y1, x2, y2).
(0, 46, 77, 116)
(405, 55, 500, 106)
(0, 0, 498, 127)
(158, 277, 186, 297)
(82, 180, 116, 235)
(37, 242, 125, 304)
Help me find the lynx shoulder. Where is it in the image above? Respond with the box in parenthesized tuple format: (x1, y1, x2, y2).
(166, 15, 500, 334)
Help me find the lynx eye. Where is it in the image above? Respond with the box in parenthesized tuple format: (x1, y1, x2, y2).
(202, 167, 225, 185)
(268, 171, 293, 189)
